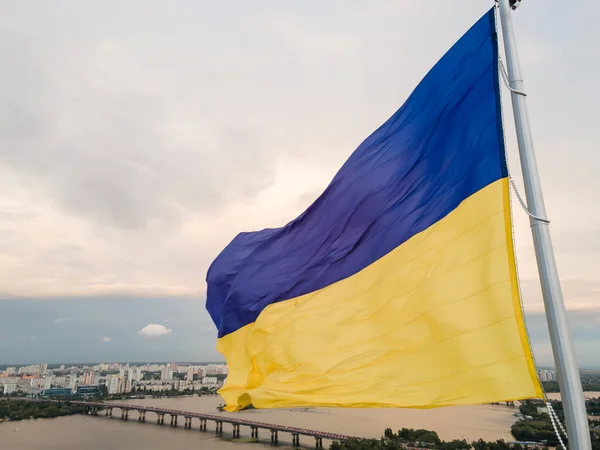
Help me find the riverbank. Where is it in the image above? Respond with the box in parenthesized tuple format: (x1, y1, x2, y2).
(0, 399, 86, 422)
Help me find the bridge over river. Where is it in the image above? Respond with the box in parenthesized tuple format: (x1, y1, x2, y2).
(20, 398, 353, 448)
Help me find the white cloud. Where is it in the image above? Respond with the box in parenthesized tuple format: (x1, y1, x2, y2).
(102, 336, 112, 342)
(199, 325, 215, 332)
(138, 324, 172, 338)
(54, 316, 71, 324)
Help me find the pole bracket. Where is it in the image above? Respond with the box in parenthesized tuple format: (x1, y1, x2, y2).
(495, 0, 522, 10)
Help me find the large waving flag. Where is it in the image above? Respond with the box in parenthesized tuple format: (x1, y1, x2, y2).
(206, 8, 543, 412)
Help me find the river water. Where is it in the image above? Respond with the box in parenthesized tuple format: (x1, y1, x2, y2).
(2, 394, 596, 449)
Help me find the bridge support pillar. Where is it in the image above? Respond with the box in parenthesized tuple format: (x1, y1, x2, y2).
(185, 417, 192, 429)
(215, 421, 223, 435)
(199, 419, 207, 431)
(270, 430, 278, 446)
(292, 433, 300, 447)
(158, 413, 165, 425)
(124, 410, 129, 420)
(314, 436, 323, 449)
(251, 427, 258, 440)
(232, 423, 240, 438)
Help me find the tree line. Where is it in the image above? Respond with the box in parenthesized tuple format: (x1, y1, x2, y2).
(0, 399, 86, 421)
(330, 428, 544, 450)
(329, 397, 600, 450)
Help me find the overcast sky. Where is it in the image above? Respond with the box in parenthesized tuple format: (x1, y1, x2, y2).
(0, 0, 599, 367)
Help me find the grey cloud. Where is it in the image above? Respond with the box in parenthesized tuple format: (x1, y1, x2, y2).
(0, 27, 277, 230)
(0, 0, 599, 363)
(0, 211, 39, 222)
(520, 278, 600, 310)
(554, 228, 600, 255)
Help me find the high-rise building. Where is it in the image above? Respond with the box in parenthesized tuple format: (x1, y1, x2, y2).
(161, 367, 173, 382)
(40, 364, 48, 375)
(3, 384, 17, 394)
(30, 378, 45, 388)
(44, 375, 54, 390)
(69, 373, 78, 393)
(107, 375, 121, 395)
(135, 367, 143, 382)
(537, 369, 557, 383)
(186, 366, 194, 382)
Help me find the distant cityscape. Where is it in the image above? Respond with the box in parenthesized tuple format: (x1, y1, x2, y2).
(0, 362, 228, 397)
(0, 363, 560, 398)
(536, 369, 557, 383)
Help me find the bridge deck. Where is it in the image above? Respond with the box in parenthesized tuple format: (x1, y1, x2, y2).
(67, 400, 352, 441)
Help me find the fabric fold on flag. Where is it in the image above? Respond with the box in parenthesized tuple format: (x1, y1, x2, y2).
(206, 7, 543, 412)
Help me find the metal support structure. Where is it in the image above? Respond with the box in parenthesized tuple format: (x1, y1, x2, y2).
(315, 436, 323, 449)
(496, 1, 591, 448)
(270, 430, 278, 446)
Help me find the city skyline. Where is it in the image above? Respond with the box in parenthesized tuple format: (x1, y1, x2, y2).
(1, 1, 599, 368)
(0, 361, 228, 397)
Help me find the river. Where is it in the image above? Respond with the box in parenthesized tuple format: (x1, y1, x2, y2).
(2, 394, 596, 449)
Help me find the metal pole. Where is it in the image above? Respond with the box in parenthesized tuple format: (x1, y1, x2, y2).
(496, 1, 591, 448)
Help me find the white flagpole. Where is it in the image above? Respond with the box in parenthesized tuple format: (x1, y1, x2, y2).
(496, 0, 591, 448)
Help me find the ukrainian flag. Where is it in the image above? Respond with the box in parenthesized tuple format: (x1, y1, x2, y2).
(206, 8, 543, 412)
